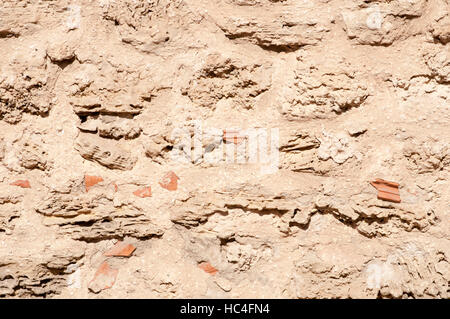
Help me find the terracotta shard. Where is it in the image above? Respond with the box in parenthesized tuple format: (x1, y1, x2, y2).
(85, 175, 104, 192)
(370, 179, 401, 203)
(223, 130, 246, 145)
(375, 178, 399, 188)
(159, 171, 179, 191)
(198, 262, 218, 275)
(133, 186, 152, 198)
(88, 261, 118, 293)
(378, 191, 401, 203)
(104, 241, 136, 257)
(10, 180, 31, 188)
(370, 182, 399, 195)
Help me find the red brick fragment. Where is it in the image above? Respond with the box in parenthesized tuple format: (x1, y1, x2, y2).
(377, 191, 401, 203)
(223, 130, 246, 145)
(104, 241, 136, 257)
(198, 262, 218, 275)
(375, 178, 399, 188)
(159, 171, 179, 191)
(370, 182, 399, 195)
(10, 180, 31, 189)
(85, 175, 104, 192)
(370, 179, 401, 203)
(88, 261, 118, 293)
(133, 186, 152, 198)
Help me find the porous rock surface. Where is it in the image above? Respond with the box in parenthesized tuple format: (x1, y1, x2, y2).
(0, 0, 449, 299)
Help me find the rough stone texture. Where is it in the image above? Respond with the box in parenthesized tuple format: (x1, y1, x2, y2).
(75, 134, 138, 171)
(0, 0, 448, 299)
(182, 53, 271, 110)
(341, 0, 428, 46)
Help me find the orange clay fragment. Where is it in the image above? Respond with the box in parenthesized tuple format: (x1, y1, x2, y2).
(375, 178, 399, 188)
(223, 130, 246, 145)
(159, 171, 179, 191)
(198, 262, 218, 275)
(88, 261, 118, 293)
(370, 179, 401, 203)
(370, 182, 400, 195)
(85, 175, 103, 192)
(133, 186, 152, 198)
(377, 191, 401, 203)
(10, 180, 31, 188)
(104, 241, 136, 257)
